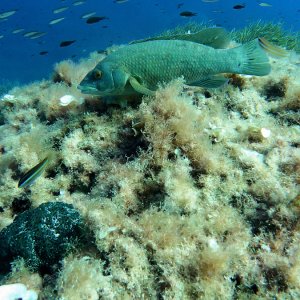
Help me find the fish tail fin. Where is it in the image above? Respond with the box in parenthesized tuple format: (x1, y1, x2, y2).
(237, 38, 271, 76)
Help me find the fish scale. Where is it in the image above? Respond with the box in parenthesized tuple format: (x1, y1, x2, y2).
(113, 40, 227, 87)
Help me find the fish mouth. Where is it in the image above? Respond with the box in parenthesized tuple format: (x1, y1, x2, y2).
(78, 84, 117, 96)
(77, 85, 101, 95)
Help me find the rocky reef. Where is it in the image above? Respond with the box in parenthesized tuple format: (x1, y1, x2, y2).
(0, 27, 299, 299)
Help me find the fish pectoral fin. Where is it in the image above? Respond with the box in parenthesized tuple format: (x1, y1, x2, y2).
(191, 75, 229, 88)
(129, 77, 156, 96)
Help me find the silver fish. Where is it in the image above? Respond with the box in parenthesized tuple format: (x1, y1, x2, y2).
(53, 6, 69, 14)
(49, 17, 65, 25)
(0, 10, 17, 19)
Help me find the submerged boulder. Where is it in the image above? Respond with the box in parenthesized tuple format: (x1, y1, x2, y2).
(0, 202, 83, 275)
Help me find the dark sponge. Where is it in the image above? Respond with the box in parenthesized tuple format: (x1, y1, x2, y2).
(0, 202, 83, 275)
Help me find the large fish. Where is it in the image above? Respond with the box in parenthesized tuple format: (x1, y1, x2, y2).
(78, 28, 280, 97)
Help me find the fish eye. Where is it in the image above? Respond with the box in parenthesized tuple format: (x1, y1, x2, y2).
(93, 70, 102, 79)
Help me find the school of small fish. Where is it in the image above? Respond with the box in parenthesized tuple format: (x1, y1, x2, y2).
(0, 0, 282, 57)
(0, 0, 111, 53)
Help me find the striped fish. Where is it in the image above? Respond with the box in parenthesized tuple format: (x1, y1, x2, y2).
(18, 157, 49, 188)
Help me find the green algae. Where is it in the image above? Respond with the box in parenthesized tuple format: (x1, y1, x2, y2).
(146, 21, 300, 52)
(231, 20, 300, 52)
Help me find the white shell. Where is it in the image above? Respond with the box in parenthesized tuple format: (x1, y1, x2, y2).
(0, 283, 38, 300)
(261, 127, 271, 138)
(1, 94, 15, 101)
(59, 94, 75, 106)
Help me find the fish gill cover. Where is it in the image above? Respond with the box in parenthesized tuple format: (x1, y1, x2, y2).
(0, 0, 300, 299)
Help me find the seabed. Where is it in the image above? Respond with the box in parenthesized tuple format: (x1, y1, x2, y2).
(0, 23, 299, 299)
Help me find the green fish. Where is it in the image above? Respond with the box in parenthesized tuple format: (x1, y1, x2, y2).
(18, 157, 49, 188)
(78, 28, 278, 97)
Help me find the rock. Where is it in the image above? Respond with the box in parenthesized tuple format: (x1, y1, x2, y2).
(0, 202, 83, 275)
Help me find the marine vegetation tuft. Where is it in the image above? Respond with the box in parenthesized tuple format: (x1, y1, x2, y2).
(231, 20, 300, 52)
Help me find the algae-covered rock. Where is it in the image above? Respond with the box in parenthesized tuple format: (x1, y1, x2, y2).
(0, 202, 83, 275)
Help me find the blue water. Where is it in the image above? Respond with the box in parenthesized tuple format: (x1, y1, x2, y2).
(0, 0, 299, 84)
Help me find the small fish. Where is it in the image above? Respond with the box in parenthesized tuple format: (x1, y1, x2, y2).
(73, 1, 85, 6)
(53, 6, 69, 14)
(39, 51, 48, 55)
(233, 3, 246, 9)
(49, 17, 65, 25)
(29, 32, 46, 39)
(86, 16, 107, 24)
(60, 40, 76, 47)
(0, 10, 17, 19)
(180, 11, 197, 17)
(23, 31, 46, 39)
(177, 3, 184, 9)
(18, 157, 49, 188)
(81, 12, 96, 19)
(12, 28, 24, 34)
(97, 49, 106, 54)
(258, 37, 288, 57)
(114, 0, 128, 3)
(23, 31, 39, 38)
(259, 2, 272, 7)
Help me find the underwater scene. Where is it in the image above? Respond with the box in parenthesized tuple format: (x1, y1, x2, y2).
(0, 0, 300, 299)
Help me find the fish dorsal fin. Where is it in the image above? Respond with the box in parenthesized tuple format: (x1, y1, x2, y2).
(130, 27, 230, 49)
(181, 27, 230, 48)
